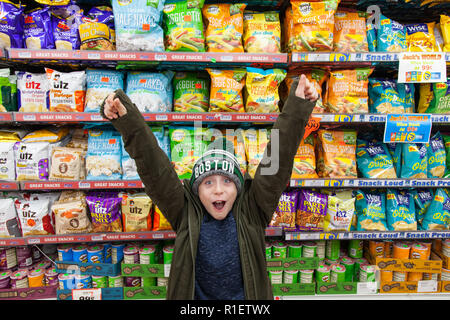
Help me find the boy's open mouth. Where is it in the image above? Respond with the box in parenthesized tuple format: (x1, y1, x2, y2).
(213, 201, 226, 210)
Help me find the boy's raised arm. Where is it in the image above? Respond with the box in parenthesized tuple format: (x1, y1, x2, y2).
(101, 90, 185, 231)
(248, 75, 317, 225)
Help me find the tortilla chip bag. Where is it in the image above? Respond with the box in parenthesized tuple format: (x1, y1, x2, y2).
(153, 205, 173, 231)
(243, 11, 281, 53)
(325, 67, 373, 113)
(207, 68, 246, 112)
(291, 135, 318, 179)
(406, 22, 439, 52)
(333, 11, 368, 52)
(203, 3, 246, 52)
(290, 0, 340, 52)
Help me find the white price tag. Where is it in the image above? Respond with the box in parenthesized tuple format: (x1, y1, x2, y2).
(357, 282, 378, 294)
(72, 288, 102, 300)
(417, 280, 438, 293)
(164, 264, 171, 277)
(398, 52, 446, 83)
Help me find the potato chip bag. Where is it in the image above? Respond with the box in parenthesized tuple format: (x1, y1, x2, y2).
(0, 198, 20, 238)
(291, 135, 318, 179)
(243, 11, 281, 53)
(245, 67, 286, 113)
(400, 143, 427, 179)
(207, 68, 246, 112)
(46, 68, 86, 112)
(417, 80, 450, 114)
(49, 147, 84, 180)
(24, 7, 55, 49)
(79, 7, 115, 50)
(243, 128, 269, 178)
(386, 189, 417, 231)
(203, 3, 246, 52)
(223, 128, 247, 175)
(0, 0, 24, 49)
(316, 129, 357, 178)
(412, 189, 433, 226)
(355, 190, 388, 231)
(333, 11, 368, 52)
(51, 9, 83, 50)
(22, 127, 70, 144)
(325, 68, 372, 113)
(377, 14, 407, 52)
(421, 188, 450, 230)
(14, 141, 50, 181)
(442, 134, 450, 177)
(387, 143, 402, 176)
(269, 191, 299, 230)
(283, 6, 295, 52)
(15, 198, 54, 236)
(398, 83, 415, 113)
(52, 198, 92, 235)
(426, 132, 446, 178)
(86, 129, 122, 180)
(163, 0, 205, 52)
(369, 79, 405, 114)
(121, 192, 152, 232)
(173, 72, 209, 112)
(406, 22, 439, 52)
(356, 138, 397, 179)
(323, 195, 355, 231)
(441, 15, 450, 52)
(296, 190, 328, 231)
(153, 205, 173, 231)
(0, 141, 16, 180)
(84, 69, 125, 113)
(290, 0, 340, 51)
(17, 72, 49, 113)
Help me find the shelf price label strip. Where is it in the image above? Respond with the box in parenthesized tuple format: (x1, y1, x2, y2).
(285, 230, 450, 241)
(290, 179, 450, 188)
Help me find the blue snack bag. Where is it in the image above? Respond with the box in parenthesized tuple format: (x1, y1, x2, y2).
(86, 129, 122, 180)
(412, 189, 433, 228)
(400, 143, 427, 179)
(387, 143, 402, 176)
(85, 70, 124, 113)
(426, 132, 446, 178)
(355, 190, 388, 231)
(421, 188, 450, 230)
(369, 79, 405, 114)
(51, 9, 83, 50)
(356, 138, 397, 178)
(0, 0, 24, 48)
(386, 189, 417, 231)
(24, 7, 55, 49)
(377, 14, 407, 52)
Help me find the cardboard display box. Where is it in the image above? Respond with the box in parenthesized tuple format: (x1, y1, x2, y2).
(55, 260, 122, 277)
(121, 264, 167, 278)
(123, 286, 167, 300)
(271, 283, 316, 296)
(365, 253, 442, 273)
(0, 285, 57, 300)
(380, 280, 441, 294)
(316, 281, 358, 295)
(57, 287, 123, 300)
(267, 258, 320, 271)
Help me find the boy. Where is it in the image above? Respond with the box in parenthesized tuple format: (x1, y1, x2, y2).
(101, 74, 318, 300)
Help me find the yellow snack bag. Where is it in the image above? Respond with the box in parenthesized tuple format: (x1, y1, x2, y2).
(283, 6, 295, 52)
(243, 11, 281, 53)
(243, 128, 269, 178)
(245, 67, 286, 113)
(290, 0, 340, 52)
(203, 3, 246, 52)
(325, 68, 373, 113)
(223, 128, 248, 175)
(207, 68, 246, 112)
(152, 205, 173, 231)
(441, 15, 450, 52)
(291, 135, 318, 179)
(333, 11, 368, 52)
(21, 127, 70, 143)
(0, 131, 21, 141)
(406, 22, 439, 52)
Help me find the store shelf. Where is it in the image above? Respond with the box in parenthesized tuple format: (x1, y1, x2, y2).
(284, 230, 450, 241)
(277, 293, 450, 300)
(290, 178, 450, 188)
(20, 180, 144, 190)
(291, 52, 450, 63)
(0, 181, 20, 190)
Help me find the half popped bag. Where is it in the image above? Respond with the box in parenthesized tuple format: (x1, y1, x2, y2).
(86, 129, 122, 180)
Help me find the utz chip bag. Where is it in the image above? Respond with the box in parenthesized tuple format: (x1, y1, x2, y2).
(386, 189, 417, 231)
(290, 0, 340, 52)
(52, 198, 92, 235)
(0, 198, 20, 238)
(121, 192, 152, 232)
(51, 9, 83, 50)
(15, 199, 54, 236)
(86, 193, 123, 233)
(0, 0, 24, 49)
(84, 69, 124, 113)
(269, 191, 299, 230)
(24, 7, 55, 49)
(316, 129, 357, 178)
(356, 138, 397, 179)
(333, 11, 368, 52)
(203, 3, 246, 52)
(400, 143, 427, 179)
(406, 22, 439, 52)
(421, 188, 450, 230)
(377, 14, 407, 52)
(16, 72, 49, 113)
(417, 80, 450, 114)
(243, 128, 269, 178)
(207, 68, 246, 112)
(323, 195, 355, 231)
(369, 79, 405, 114)
(79, 6, 115, 50)
(173, 72, 209, 112)
(412, 189, 433, 226)
(355, 190, 388, 231)
(163, 0, 205, 52)
(325, 68, 372, 113)
(153, 205, 173, 231)
(442, 15, 450, 52)
(291, 135, 318, 179)
(426, 132, 446, 178)
(296, 190, 328, 231)
(86, 129, 122, 180)
(245, 67, 286, 113)
(46, 68, 86, 112)
(243, 11, 281, 53)
(14, 142, 50, 181)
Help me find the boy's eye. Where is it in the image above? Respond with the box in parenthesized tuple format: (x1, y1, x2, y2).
(224, 178, 231, 183)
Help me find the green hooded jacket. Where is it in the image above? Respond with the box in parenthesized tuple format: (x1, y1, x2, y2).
(100, 79, 315, 300)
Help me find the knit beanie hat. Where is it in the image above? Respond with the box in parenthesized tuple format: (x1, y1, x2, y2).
(190, 138, 244, 195)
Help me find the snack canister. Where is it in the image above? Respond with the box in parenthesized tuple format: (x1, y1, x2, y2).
(384, 240, 393, 258)
(34, 260, 52, 271)
(316, 240, 326, 259)
(410, 243, 429, 260)
(72, 245, 88, 263)
(58, 273, 75, 290)
(348, 240, 363, 259)
(10, 270, 28, 289)
(28, 268, 45, 287)
(407, 272, 423, 281)
(354, 258, 368, 279)
(57, 244, 73, 262)
(393, 242, 411, 259)
(0, 247, 17, 271)
(423, 272, 438, 281)
(92, 275, 108, 288)
(369, 240, 385, 258)
(380, 270, 393, 282)
(331, 264, 346, 282)
(87, 245, 104, 263)
(125, 276, 141, 287)
(283, 270, 298, 284)
(123, 246, 139, 264)
(0, 271, 11, 289)
(157, 277, 168, 287)
(419, 241, 432, 259)
(299, 269, 314, 284)
(340, 257, 355, 282)
(31, 246, 42, 263)
(272, 242, 287, 259)
(103, 243, 112, 264)
(326, 240, 340, 260)
(359, 264, 376, 282)
(44, 268, 58, 286)
(108, 275, 123, 288)
(265, 242, 272, 259)
(393, 271, 407, 282)
(302, 242, 317, 258)
(288, 243, 302, 258)
(112, 243, 125, 263)
(443, 239, 450, 256)
(315, 264, 331, 282)
(268, 270, 283, 284)
(163, 245, 174, 265)
(75, 274, 92, 289)
(139, 245, 156, 264)
(441, 268, 450, 281)
(325, 258, 339, 266)
(16, 246, 33, 268)
(142, 277, 156, 287)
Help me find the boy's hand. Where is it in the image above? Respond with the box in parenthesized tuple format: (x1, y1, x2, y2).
(295, 74, 319, 102)
(103, 93, 127, 120)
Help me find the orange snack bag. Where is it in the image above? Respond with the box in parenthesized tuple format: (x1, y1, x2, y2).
(153, 205, 173, 231)
(202, 3, 246, 52)
(283, 6, 295, 52)
(291, 135, 318, 179)
(325, 67, 373, 113)
(334, 11, 368, 52)
(206, 68, 246, 112)
(45, 68, 86, 112)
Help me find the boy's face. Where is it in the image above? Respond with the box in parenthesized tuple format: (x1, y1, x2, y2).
(198, 174, 237, 221)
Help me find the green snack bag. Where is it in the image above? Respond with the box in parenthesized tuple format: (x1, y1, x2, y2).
(163, 0, 205, 52)
(417, 79, 450, 113)
(173, 72, 210, 112)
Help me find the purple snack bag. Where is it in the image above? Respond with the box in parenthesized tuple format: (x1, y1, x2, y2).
(51, 9, 83, 50)
(86, 195, 122, 233)
(0, 1, 24, 48)
(269, 190, 299, 231)
(24, 7, 55, 49)
(296, 190, 328, 231)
